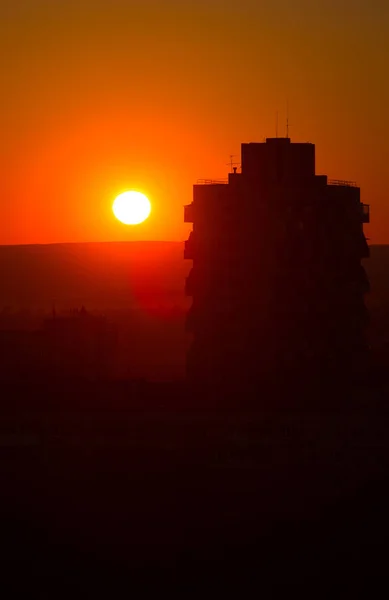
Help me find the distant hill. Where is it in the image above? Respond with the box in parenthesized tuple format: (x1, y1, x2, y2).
(0, 241, 385, 312)
(0, 241, 189, 312)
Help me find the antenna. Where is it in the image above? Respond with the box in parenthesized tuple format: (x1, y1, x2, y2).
(286, 99, 290, 138)
(276, 111, 278, 138)
(227, 155, 239, 172)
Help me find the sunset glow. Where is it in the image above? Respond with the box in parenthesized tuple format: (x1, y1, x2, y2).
(0, 2, 387, 244)
(112, 191, 151, 225)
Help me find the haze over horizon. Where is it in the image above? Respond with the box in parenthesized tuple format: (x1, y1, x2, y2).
(1, 0, 387, 245)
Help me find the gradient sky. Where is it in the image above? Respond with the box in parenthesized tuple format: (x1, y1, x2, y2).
(1, 0, 388, 244)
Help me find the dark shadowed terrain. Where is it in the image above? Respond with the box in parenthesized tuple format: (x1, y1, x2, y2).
(1, 243, 389, 594)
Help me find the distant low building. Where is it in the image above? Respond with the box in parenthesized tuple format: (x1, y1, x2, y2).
(42, 307, 117, 381)
(0, 329, 48, 381)
(0, 307, 117, 383)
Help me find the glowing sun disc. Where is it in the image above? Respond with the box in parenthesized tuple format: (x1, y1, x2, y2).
(112, 191, 151, 225)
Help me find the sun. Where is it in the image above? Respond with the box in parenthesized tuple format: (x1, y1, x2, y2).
(112, 191, 151, 225)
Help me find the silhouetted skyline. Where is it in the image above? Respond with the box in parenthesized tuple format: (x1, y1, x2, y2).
(3, 3, 389, 592)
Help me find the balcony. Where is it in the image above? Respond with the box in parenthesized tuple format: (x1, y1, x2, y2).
(328, 179, 358, 187)
(185, 307, 195, 332)
(360, 233, 370, 259)
(185, 268, 194, 295)
(361, 203, 370, 224)
(196, 179, 228, 185)
(184, 203, 194, 223)
(184, 232, 194, 260)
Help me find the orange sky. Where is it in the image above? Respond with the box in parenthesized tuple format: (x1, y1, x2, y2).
(1, 0, 388, 244)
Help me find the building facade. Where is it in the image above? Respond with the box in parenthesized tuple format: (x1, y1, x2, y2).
(184, 137, 370, 385)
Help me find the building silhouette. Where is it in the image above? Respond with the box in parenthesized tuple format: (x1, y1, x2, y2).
(184, 136, 370, 385)
(42, 307, 117, 381)
(0, 307, 117, 383)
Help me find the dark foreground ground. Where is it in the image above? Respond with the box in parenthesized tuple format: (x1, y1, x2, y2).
(2, 379, 389, 596)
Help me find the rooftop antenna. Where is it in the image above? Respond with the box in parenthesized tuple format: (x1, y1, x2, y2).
(276, 111, 279, 138)
(286, 99, 290, 138)
(227, 154, 239, 172)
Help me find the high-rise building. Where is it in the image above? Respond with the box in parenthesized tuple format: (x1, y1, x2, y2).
(184, 137, 370, 385)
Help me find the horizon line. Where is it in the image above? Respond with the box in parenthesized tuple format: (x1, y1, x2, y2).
(0, 240, 187, 248)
